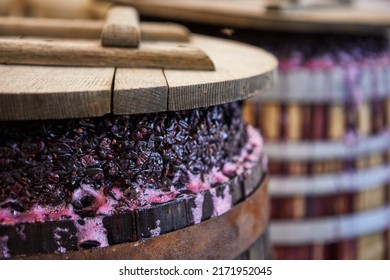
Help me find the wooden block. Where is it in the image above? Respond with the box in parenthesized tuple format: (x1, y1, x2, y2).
(103, 212, 136, 245)
(135, 202, 174, 239)
(0, 220, 78, 257)
(354, 185, 385, 212)
(230, 175, 244, 205)
(260, 103, 280, 140)
(140, 22, 190, 42)
(0, 38, 215, 70)
(327, 104, 344, 140)
(357, 233, 385, 259)
(358, 102, 371, 136)
(101, 6, 140, 47)
(286, 103, 302, 141)
(113, 68, 168, 115)
(201, 190, 214, 222)
(0, 65, 113, 120)
(135, 200, 190, 239)
(170, 199, 189, 231)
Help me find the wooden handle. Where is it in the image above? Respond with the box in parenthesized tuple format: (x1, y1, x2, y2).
(0, 16, 190, 42)
(0, 38, 215, 70)
(101, 6, 140, 47)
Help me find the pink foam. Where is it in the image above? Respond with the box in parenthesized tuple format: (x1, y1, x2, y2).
(210, 187, 232, 217)
(74, 217, 108, 248)
(191, 193, 204, 225)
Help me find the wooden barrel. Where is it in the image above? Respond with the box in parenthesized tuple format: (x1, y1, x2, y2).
(0, 9, 277, 259)
(105, 0, 390, 260)
(242, 33, 390, 259)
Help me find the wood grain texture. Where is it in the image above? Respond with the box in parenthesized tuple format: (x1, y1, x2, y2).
(113, 68, 168, 114)
(0, 38, 214, 70)
(165, 35, 277, 111)
(0, 16, 190, 42)
(140, 22, 190, 42)
(0, 65, 113, 120)
(103, 0, 390, 34)
(101, 6, 140, 47)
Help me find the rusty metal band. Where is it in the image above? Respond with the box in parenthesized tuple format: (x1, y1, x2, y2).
(19, 175, 269, 260)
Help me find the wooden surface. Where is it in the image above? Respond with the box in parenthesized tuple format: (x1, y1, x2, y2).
(12, 175, 269, 260)
(113, 68, 168, 114)
(165, 36, 276, 111)
(102, 0, 390, 34)
(101, 6, 140, 47)
(0, 66, 113, 120)
(0, 16, 190, 42)
(0, 35, 277, 120)
(0, 38, 214, 70)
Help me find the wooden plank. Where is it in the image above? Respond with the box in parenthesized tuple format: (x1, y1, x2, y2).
(101, 6, 140, 47)
(113, 68, 168, 114)
(0, 38, 214, 70)
(140, 22, 190, 42)
(0, 65, 113, 120)
(0, 16, 190, 42)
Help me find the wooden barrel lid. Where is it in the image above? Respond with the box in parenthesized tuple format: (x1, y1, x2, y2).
(104, 0, 390, 35)
(0, 6, 277, 121)
(0, 34, 276, 120)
